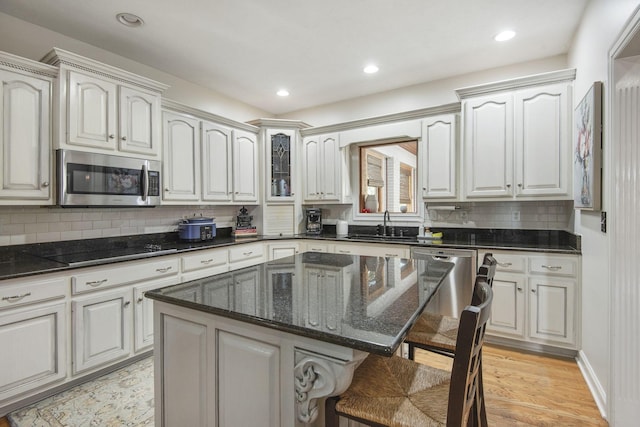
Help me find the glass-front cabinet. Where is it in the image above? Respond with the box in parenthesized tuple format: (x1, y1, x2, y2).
(265, 128, 296, 202)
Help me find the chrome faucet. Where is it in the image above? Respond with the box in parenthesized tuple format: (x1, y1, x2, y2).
(383, 210, 391, 236)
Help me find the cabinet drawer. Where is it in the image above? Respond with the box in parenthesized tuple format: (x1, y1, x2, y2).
(228, 243, 264, 264)
(304, 242, 331, 253)
(72, 257, 179, 294)
(529, 256, 577, 277)
(182, 250, 228, 273)
(491, 253, 526, 273)
(0, 277, 67, 310)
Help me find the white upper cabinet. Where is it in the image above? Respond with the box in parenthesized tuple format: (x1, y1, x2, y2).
(233, 129, 259, 203)
(265, 128, 296, 203)
(0, 54, 56, 204)
(202, 120, 233, 202)
(514, 83, 571, 197)
(162, 105, 259, 205)
(162, 111, 201, 202)
(43, 48, 167, 159)
(421, 114, 458, 199)
(458, 70, 574, 201)
(463, 92, 514, 198)
(302, 133, 349, 203)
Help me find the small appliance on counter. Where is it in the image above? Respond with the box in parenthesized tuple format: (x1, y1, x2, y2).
(178, 216, 216, 241)
(336, 220, 348, 236)
(305, 208, 323, 234)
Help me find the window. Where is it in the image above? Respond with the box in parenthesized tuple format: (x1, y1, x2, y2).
(359, 140, 417, 214)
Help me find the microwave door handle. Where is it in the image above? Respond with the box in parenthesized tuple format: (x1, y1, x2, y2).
(141, 164, 149, 202)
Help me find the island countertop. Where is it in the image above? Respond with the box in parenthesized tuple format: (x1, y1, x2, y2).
(146, 252, 453, 356)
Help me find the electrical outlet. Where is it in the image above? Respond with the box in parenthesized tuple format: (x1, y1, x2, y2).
(512, 211, 520, 221)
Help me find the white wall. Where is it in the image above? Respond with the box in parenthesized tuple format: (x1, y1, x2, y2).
(567, 0, 640, 419)
(281, 55, 568, 126)
(0, 12, 269, 123)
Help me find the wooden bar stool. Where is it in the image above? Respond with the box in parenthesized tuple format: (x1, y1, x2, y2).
(325, 277, 493, 427)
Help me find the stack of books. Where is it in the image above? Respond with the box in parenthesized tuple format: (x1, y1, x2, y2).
(232, 227, 257, 238)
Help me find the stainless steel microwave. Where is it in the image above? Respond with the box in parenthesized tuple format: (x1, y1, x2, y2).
(57, 150, 161, 207)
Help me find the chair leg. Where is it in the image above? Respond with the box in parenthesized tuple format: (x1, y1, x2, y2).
(325, 396, 341, 427)
(408, 343, 415, 360)
(478, 360, 488, 427)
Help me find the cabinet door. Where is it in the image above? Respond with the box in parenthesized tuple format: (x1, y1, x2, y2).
(162, 111, 201, 202)
(232, 130, 258, 202)
(118, 85, 160, 156)
(320, 134, 341, 201)
(231, 268, 263, 316)
(302, 136, 321, 201)
(0, 69, 51, 201)
(528, 277, 575, 346)
(464, 93, 514, 198)
(268, 242, 299, 260)
(0, 302, 66, 401)
(72, 288, 131, 374)
(487, 272, 526, 339)
(421, 114, 457, 199)
(202, 120, 232, 202)
(68, 71, 117, 149)
(266, 128, 295, 202)
(218, 331, 280, 427)
(303, 267, 322, 330)
(133, 277, 180, 353)
(514, 83, 571, 197)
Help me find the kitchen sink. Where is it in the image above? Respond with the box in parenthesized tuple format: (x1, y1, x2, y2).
(346, 234, 418, 243)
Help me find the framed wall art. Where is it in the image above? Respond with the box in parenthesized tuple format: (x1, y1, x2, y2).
(574, 81, 603, 210)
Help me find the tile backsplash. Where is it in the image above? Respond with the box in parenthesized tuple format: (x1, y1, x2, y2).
(0, 205, 251, 246)
(425, 200, 574, 230)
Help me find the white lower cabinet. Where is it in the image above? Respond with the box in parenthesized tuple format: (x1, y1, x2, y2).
(228, 242, 266, 270)
(331, 241, 410, 258)
(0, 301, 66, 403)
(134, 277, 181, 353)
(481, 250, 580, 351)
(72, 287, 131, 374)
(302, 265, 344, 333)
(268, 240, 300, 260)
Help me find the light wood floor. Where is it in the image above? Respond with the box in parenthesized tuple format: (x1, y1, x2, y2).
(0, 344, 607, 427)
(415, 344, 608, 426)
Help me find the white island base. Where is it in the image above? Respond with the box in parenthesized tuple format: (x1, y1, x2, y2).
(153, 301, 368, 427)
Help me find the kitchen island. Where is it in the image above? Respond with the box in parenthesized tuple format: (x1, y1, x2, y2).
(146, 252, 453, 427)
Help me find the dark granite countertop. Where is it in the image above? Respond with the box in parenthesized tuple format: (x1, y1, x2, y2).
(146, 252, 453, 356)
(0, 227, 580, 282)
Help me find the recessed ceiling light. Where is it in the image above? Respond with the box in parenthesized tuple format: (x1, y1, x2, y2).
(116, 13, 144, 28)
(277, 89, 290, 97)
(363, 64, 379, 74)
(494, 30, 516, 42)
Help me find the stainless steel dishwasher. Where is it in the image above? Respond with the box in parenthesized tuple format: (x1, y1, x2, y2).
(411, 247, 477, 318)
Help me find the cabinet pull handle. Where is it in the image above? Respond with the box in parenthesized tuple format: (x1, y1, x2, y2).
(201, 259, 214, 264)
(498, 262, 512, 267)
(42, 181, 49, 187)
(541, 265, 562, 271)
(156, 266, 173, 273)
(385, 253, 397, 257)
(124, 301, 131, 307)
(338, 250, 350, 253)
(86, 279, 108, 287)
(2, 292, 32, 302)
(137, 297, 144, 303)
(243, 251, 253, 256)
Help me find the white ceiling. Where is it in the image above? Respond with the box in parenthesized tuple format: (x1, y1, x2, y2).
(0, 0, 589, 115)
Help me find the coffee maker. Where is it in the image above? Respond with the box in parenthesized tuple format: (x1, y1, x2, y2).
(305, 208, 322, 234)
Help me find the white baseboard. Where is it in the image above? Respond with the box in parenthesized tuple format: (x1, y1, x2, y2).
(576, 349, 608, 421)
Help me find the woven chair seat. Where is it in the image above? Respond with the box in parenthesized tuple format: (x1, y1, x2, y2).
(404, 312, 459, 353)
(335, 354, 451, 427)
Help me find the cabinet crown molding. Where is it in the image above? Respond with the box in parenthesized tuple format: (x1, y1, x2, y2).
(162, 98, 259, 133)
(41, 47, 169, 93)
(248, 118, 311, 129)
(455, 68, 576, 100)
(0, 50, 58, 78)
(299, 103, 461, 137)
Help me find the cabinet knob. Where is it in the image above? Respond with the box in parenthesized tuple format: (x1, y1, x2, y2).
(291, 192, 295, 196)
(517, 183, 522, 187)
(137, 297, 144, 303)
(42, 182, 49, 187)
(517, 287, 523, 291)
(121, 136, 127, 141)
(109, 134, 115, 139)
(506, 184, 511, 188)
(531, 289, 537, 294)
(124, 301, 131, 307)
(165, 188, 169, 191)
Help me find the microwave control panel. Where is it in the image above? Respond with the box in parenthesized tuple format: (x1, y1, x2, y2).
(148, 171, 160, 196)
